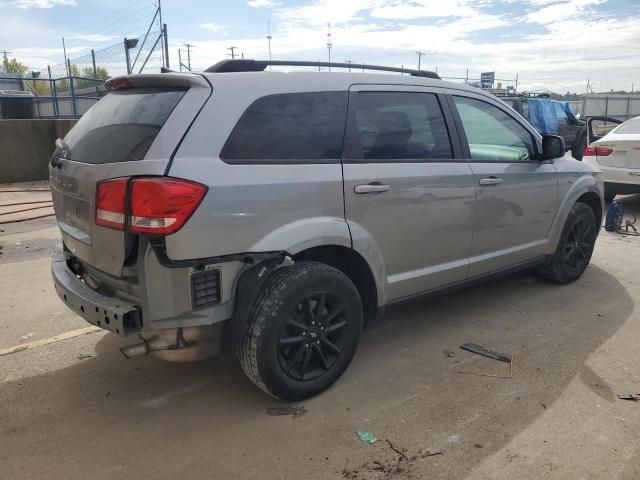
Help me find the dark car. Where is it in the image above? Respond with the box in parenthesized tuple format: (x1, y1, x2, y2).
(497, 94, 587, 160)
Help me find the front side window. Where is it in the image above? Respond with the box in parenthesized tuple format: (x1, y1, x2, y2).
(220, 91, 347, 163)
(453, 96, 535, 162)
(347, 91, 452, 161)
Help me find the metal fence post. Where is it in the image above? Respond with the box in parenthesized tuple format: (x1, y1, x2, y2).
(68, 59, 77, 117)
(91, 49, 100, 98)
(48, 65, 59, 118)
(163, 24, 170, 68)
(124, 39, 132, 74)
(626, 96, 631, 121)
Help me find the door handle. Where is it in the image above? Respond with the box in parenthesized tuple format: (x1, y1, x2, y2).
(479, 176, 503, 186)
(354, 183, 390, 194)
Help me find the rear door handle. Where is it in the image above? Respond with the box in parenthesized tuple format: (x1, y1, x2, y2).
(479, 176, 503, 186)
(354, 183, 390, 194)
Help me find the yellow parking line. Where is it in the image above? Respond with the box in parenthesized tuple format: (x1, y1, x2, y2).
(0, 326, 103, 357)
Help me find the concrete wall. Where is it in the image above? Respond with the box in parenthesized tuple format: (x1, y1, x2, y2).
(0, 119, 76, 183)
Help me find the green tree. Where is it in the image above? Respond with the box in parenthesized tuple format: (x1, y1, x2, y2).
(1, 56, 28, 75)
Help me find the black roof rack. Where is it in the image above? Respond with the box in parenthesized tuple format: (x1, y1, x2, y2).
(204, 59, 440, 79)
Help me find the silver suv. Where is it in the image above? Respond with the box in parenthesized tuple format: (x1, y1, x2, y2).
(50, 60, 604, 400)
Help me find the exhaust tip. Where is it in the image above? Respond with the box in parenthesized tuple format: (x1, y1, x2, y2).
(119, 342, 149, 359)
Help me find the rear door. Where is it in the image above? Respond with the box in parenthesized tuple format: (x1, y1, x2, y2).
(587, 116, 623, 144)
(447, 91, 558, 277)
(49, 74, 211, 276)
(342, 85, 475, 301)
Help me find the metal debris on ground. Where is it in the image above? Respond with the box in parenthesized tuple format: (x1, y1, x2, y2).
(77, 353, 92, 360)
(356, 431, 378, 444)
(457, 342, 514, 378)
(460, 343, 512, 363)
(266, 406, 307, 418)
(617, 393, 640, 401)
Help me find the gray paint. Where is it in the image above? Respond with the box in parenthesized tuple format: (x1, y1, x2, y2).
(49, 70, 604, 338)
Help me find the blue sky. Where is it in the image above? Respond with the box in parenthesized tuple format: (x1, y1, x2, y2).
(1, 0, 639, 92)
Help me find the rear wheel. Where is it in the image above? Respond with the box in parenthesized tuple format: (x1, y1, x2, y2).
(239, 262, 363, 400)
(538, 202, 597, 284)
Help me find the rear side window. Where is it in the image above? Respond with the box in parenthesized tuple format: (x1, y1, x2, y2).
(220, 92, 347, 163)
(614, 117, 640, 134)
(346, 91, 452, 161)
(63, 88, 186, 164)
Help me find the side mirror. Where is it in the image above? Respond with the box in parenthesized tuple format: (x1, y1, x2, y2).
(541, 134, 565, 159)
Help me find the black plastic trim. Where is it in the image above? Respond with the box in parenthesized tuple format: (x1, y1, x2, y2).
(204, 59, 440, 79)
(148, 236, 285, 269)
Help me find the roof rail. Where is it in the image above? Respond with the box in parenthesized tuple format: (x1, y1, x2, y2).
(204, 59, 441, 79)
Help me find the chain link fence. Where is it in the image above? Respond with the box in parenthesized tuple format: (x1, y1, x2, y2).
(0, 28, 166, 119)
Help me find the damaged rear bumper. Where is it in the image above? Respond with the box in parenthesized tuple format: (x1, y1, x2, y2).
(51, 253, 142, 336)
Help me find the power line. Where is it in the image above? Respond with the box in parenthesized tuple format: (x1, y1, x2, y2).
(70, 0, 154, 36)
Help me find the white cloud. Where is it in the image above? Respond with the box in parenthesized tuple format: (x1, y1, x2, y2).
(247, 0, 279, 7)
(371, 0, 477, 19)
(201, 22, 223, 33)
(0, 0, 75, 8)
(66, 33, 114, 43)
(525, 0, 604, 24)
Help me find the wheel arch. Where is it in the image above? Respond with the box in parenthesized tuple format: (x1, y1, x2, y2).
(549, 176, 604, 249)
(293, 245, 381, 323)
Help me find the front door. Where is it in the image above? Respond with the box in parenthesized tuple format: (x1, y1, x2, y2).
(448, 92, 558, 277)
(342, 86, 475, 301)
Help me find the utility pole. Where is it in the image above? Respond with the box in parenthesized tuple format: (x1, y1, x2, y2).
(1, 50, 11, 63)
(62, 38, 69, 76)
(183, 43, 194, 70)
(266, 20, 272, 70)
(178, 49, 182, 72)
(326, 23, 332, 71)
(416, 50, 425, 71)
(228, 46, 237, 60)
(158, 0, 166, 68)
(345, 60, 351, 72)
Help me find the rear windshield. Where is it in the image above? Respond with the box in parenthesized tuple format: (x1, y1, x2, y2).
(614, 118, 640, 135)
(63, 88, 186, 164)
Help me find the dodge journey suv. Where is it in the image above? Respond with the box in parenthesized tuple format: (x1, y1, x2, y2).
(50, 60, 604, 400)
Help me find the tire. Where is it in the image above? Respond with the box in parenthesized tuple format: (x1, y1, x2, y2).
(571, 134, 587, 161)
(604, 191, 616, 204)
(238, 261, 363, 401)
(538, 202, 597, 284)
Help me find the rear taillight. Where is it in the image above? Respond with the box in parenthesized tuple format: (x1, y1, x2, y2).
(95, 178, 127, 230)
(584, 145, 613, 157)
(95, 177, 207, 236)
(129, 178, 207, 235)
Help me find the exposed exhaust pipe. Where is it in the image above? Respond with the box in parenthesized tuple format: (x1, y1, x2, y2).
(119, 325, 222, 362)
(120, 341, 149, 359)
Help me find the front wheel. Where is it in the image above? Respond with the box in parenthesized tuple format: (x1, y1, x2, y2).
(239, 262, 363, 401)
(538, 202, 597, 284)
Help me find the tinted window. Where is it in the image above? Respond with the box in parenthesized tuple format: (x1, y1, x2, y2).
(614, 117, 640, 134)
(453, 96, 535, 162)
(348, 92, 452, 161)
(64, 88, 186, 164)
(220, 92, 347, 162)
